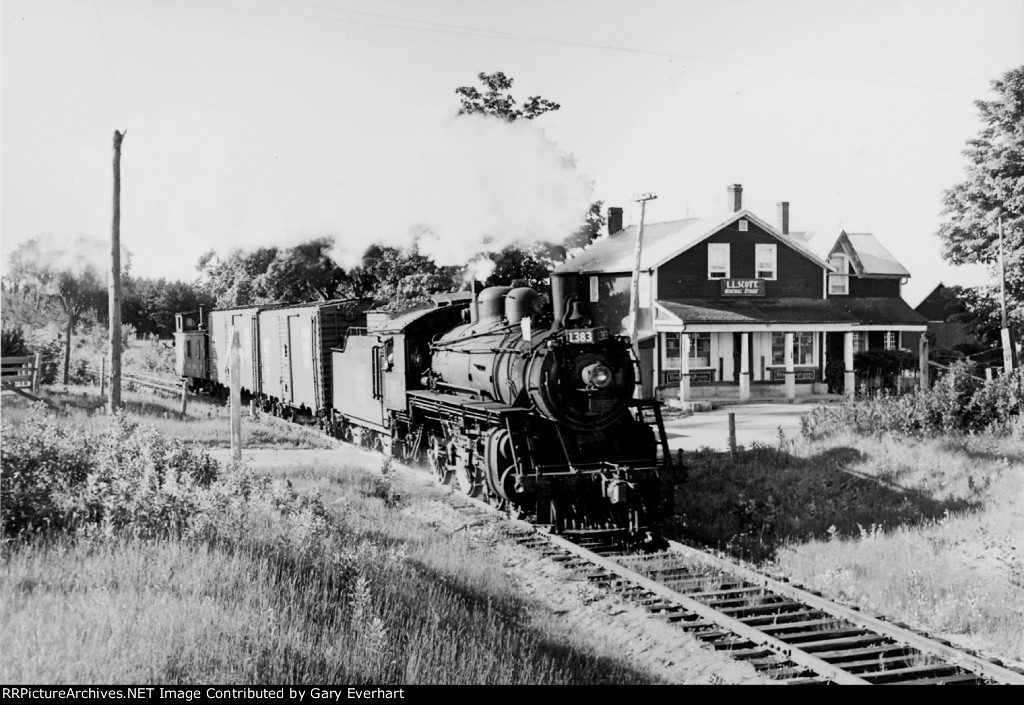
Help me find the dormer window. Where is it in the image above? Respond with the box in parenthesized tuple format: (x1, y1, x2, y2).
(708, 243, 730, 279)
(828, 253, 849, 295)
(755, 244, 777, 280)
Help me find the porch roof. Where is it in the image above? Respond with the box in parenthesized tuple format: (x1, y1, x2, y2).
(655, 297, 927, 327)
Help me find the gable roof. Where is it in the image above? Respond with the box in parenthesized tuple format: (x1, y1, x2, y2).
(553, 209, 831, 275)
(828, 231, 911, 277)
(914, 282, 969, 321)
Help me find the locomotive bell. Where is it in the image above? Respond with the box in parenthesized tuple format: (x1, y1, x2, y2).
(566, 299, 592, 328)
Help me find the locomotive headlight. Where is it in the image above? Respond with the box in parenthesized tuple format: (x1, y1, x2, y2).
(582, 363, 613, 389)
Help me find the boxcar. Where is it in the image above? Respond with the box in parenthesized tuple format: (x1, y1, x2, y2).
(206, 306, 262, 396)
(257, 299, 377, 419)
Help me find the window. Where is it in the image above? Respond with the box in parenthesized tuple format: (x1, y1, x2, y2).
(688, 333, 712, 368)
(665, 335, 681, 369)
(708, 243, 730, 279)
(588, 276, 599, 303)
(828, 253, 849, 295)
(772, 332, 814, 366)
(852, 332, 863, 353)
(828, 274, 849, 295)
(738, 219, 748, 232)
(755, 244, 777, 280)
(186, 340, 193, 358)
(884, 331, 898, 350)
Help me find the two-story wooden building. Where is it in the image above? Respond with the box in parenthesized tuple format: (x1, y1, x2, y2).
(551, 184, 927, 401)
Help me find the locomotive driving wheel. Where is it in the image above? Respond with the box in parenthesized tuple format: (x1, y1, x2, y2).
(454, 458, 481, 498)
(428, 437, 453, 485)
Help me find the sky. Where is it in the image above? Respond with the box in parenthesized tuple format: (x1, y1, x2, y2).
(3, 0, 1023, 307)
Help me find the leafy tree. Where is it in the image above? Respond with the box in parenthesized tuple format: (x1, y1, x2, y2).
(123, 276, 214, 337)
(454, 72, 604, 290)
(254, 238, 349, 303)
(4, 235, 107, 384)
(347, 245, 458, 299)
(938, 65, 1024, 336)
(455, 71, 561, 121)
(197, 246, 279, 307)
(197, 239, 357, 307)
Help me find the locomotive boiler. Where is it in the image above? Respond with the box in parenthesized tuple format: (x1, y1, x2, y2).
(331, 285, 680, 536)
(177, 285, 682, 538)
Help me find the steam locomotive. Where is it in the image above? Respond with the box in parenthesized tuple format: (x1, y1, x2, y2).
(175, 286, 682, 537)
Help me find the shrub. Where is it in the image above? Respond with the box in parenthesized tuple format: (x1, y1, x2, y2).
(854, 349, 917, 393)
(1, 326, 29, 356)
(801, 363, 1023, 440)
(1, 407, 330, 545)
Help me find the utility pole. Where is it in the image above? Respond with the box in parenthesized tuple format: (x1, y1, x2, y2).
(629, 193, 657, 394)
(230, 329, 242, 461)
(108, 129, 126, 413)
(998, 217, 1016, 373)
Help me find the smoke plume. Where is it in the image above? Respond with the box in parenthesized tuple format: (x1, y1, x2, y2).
(330, 113, 593, 269)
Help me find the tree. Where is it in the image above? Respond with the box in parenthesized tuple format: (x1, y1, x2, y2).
(455, 71, 561, 121)
(347, 245, 459, 299)
(454, 72, 604, 289)
(5, 235, 107, 384)
(197, 238, 356, 308)
(253, 238, 349, 303)
(197, 246, 279, 307)
(938, 65, 1024, 336)
(123, 276, 214, 337)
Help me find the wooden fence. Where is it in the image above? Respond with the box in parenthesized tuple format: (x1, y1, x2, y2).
(1, 353, 43, 402)
(120, 369, 189, 414)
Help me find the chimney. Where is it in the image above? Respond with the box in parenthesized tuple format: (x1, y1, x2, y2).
(727, 184, 743, 212)
(607, 206, 623, 237)
(777, 202, 790, 235)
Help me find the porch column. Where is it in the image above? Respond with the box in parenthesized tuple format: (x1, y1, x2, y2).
(919, 333, 929, 391)
(678, 333, 690, 403)
(844, 332, 855, 397)
(739, 332, 750, 401)
(784, 332, 796, 401)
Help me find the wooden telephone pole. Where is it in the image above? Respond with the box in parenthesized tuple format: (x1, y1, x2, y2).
(998, 218, 1017, 373)
(108, 130, 126, 413)
(629, 193, 657, 394)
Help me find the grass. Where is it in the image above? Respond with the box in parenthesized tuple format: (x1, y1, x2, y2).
(0, 385, 334, 449)
(671, 427, 1024, 664)
(1, 403, 663, 685)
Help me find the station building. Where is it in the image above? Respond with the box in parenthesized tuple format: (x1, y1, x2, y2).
(550, 184, 928, 402)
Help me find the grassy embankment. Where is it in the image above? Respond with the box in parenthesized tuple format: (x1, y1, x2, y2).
(1, 390, 660, 685)
(668, 369, 1024, 664)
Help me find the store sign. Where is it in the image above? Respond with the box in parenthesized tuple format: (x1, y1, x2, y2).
(721, 279, 765, 297)
(770, 368, 816, 382)
(663, 370, 714, 384)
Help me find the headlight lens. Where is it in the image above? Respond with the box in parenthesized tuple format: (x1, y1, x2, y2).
(582, 363, 613, 389)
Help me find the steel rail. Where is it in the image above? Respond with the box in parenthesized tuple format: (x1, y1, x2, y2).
(540, 531, 871, 684)
(661, 538, 1024, 685)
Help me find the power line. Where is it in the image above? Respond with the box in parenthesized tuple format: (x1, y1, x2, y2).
(145, 0, 995, 93)
(92, 0, 125, 115)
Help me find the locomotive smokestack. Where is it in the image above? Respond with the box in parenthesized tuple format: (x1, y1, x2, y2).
(471, 281, 479, 324)
(464, 256, 496, 325)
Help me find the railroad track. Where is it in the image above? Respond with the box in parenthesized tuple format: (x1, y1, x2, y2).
(247, 427, 1024, 685)
(438, 495, 1024, 685)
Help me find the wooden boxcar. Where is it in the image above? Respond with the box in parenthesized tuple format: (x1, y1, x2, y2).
(257, 299, 377, 418)
(206, 306, 262, 396)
